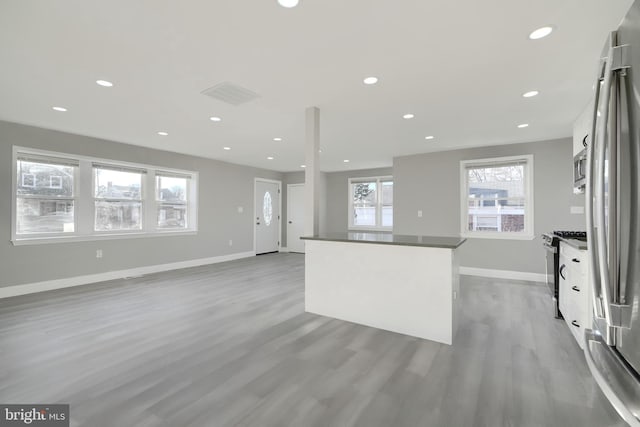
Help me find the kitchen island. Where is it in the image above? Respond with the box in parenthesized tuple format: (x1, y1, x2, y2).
(301, 233, 466, 345)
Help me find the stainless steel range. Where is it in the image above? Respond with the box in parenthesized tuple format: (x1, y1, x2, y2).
(542, 231, 587, 318)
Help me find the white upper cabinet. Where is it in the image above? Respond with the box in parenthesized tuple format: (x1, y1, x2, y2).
(573, 100, 594, 156)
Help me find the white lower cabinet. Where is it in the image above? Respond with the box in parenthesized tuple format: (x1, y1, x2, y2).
(558, 242, 591, 349)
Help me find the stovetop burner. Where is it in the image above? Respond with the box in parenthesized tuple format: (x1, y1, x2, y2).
(553, 230, 587, 240)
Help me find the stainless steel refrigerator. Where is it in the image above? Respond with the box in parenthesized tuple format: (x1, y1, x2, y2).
(585, 0, 640, 425)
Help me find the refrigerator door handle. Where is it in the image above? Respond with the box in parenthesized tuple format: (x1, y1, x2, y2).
(587, 55, 606, 325)
(584, 329, 640, 427)
(594, 42, 616, 335)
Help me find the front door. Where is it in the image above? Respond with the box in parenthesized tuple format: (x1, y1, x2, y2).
(255, 180, 280, 254)
(287, 184, 305, 253)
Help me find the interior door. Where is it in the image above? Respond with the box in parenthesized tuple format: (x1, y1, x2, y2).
(255, 180, 280, 255)
(287, 184, 305, 253)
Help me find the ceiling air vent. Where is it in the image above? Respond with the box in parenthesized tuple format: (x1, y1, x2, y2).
(201, 82, 260, 106)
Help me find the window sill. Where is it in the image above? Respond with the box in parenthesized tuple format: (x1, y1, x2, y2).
(11, 230, 198, 246)
(460, 232, 535, 241)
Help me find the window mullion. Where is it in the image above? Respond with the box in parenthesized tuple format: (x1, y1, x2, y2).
(145, 170, 157, 232)
(77, 159, 93, 235)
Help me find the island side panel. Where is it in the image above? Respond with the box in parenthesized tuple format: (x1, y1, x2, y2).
(304, 240, 454, 344)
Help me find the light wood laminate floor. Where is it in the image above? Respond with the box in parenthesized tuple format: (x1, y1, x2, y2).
(0, 253, 625, 427)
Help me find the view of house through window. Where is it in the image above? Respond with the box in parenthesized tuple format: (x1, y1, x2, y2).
(461, 156, 533, 238)
(94, 166, 144, 231)
(349, 177, 393, 230)
(13, 148, 198, 243)
(156, 174, 189, 229)
(16, 156, 77, 234)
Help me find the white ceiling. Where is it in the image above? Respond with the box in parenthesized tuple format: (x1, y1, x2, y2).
(0, 0, 634, 172)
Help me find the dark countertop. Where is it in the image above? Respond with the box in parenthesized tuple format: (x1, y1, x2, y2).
(301, 232, 466, 249)
(558, 237, 588, 250)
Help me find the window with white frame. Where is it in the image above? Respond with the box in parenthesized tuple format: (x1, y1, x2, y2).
(348, 176, 393, 230)
(460, 155, 533, 239)
(16, 154, 78, 235)
(156, 172, 190, 229)
(12, 147, 198, 244)
(93, 164, 144, 232)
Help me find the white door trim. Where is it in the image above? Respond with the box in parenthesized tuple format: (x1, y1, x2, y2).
(254, 178, 282, 254)
(287, 183, 305, 253)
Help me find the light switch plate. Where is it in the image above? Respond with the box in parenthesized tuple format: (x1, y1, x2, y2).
(570, 206, 585, 214)
(417, 210, 423, 218)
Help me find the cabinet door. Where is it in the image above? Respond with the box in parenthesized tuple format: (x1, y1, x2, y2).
(558, 250, 570, 318)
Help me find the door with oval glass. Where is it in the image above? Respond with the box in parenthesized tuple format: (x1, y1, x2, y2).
(255, 179, 280, 254)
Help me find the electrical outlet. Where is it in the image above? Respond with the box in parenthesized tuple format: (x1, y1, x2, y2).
(237, 206, 244, 213)
(417, 210, 423, 218)
(228, 240, 233, 246)
(96, 249, 103, 259)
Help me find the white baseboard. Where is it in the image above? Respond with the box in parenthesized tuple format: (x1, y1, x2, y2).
(459, 266, 546, 283)
(0, 251, 256, 299)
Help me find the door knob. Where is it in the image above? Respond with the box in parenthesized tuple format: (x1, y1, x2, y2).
(288, 221, 292, 224)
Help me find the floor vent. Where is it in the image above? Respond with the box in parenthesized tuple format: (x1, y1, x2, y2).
(201, 82, 260, 106)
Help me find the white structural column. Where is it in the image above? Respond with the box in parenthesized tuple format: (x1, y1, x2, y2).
(305, 107, 320, 236)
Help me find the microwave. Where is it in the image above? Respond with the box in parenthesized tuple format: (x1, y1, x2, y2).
(574, 148, 587, 193)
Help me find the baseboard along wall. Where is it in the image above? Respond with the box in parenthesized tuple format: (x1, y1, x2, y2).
(459, 266, 546, 283)
(0, 251, 256, 299)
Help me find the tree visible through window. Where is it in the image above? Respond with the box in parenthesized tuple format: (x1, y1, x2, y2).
(349, 177, 393, 230)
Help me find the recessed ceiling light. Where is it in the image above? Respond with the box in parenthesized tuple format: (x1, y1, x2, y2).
(96, 80, 114, 87)
(343, 159, 350, 163)
(277, 0, 299, 8)
(223, 147, 231, 150)
(210, 116, 222, 122)
(157, 131, 169, 136)
(52, 106, 67, 112)
(267, 156, 274, 160)
(403, 114, 415, 120)
(273, 137, 283, 141)
(300, 164, 306, 168)
(363, 77, 378, 85)
(529, 26, 553, 40)
(425, 135, 435, 140)
(517, 123, 529, 128)
(522, 90, 539, 98)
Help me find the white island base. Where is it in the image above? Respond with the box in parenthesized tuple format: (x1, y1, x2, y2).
(303, 235, 463, 345)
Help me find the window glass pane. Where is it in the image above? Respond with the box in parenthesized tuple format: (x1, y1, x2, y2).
(156, 176, 187, 202)
(17, 198, 74, 234)
(381, 181, 393, 227)
(95, 201, 142, 231)
(352, 182, 377, 226)
(158, 205, 187, 229)
(17, 160, 74, 197)
(467, 164, 525, 233)
(467, 198, 525, 232)
(94, 168, 142, 199)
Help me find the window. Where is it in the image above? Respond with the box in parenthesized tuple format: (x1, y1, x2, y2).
(156, 172, 190, 229)
(93, 165, 144, 231)
(460, 155, 534, 239)
(348, 176, 393, 230)
(15, 154, 78, 235)
(12, 147, 198, 244)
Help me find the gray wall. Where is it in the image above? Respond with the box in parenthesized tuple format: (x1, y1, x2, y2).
(393, 138, 585, 274)
(0, 121, 282, 288)
(325, 167, 394, 233)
